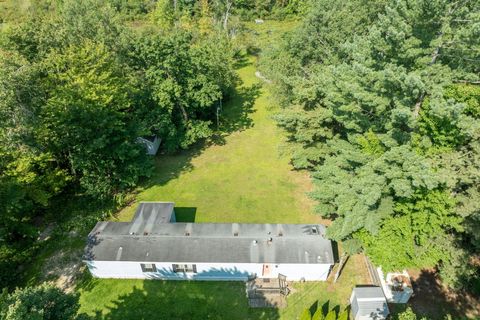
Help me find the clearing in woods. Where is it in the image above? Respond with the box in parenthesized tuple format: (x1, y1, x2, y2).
(76, 20, 369, 319)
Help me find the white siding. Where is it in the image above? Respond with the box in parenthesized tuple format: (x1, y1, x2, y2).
(86, 261, 332, 281)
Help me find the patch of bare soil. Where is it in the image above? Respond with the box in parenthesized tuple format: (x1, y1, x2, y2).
(408, 268, 480, 319)
(41, 248, 85, 293)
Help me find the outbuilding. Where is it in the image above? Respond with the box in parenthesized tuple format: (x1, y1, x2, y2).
(84, 202, 335, 281)
(136, 135, 161, 155)
(350, 286, 390, 320)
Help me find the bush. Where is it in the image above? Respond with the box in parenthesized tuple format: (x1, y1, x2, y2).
(0, 283, 80, 320)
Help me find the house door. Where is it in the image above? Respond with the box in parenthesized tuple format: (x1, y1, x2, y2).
(262, 264, 272, 277)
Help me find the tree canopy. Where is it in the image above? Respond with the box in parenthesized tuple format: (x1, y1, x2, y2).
(0, 0, 236, 289)
(0, 284, 80, 320)
(264, 0, 480, 289)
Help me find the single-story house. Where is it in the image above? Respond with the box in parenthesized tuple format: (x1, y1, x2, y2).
(350, 286, 390, 320)
(84, 202, 335, 281)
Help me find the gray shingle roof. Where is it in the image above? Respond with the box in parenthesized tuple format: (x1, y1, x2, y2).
(84, 202, 334, 265)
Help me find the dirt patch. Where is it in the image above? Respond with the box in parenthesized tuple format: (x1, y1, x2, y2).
(408, 268, 480, 319)
(41, 248, 85, 293)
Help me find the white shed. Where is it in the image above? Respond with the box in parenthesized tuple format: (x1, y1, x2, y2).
(350, 287, 390, 320)
(136, 136, 161, 155)
(84, 202, 335, 281)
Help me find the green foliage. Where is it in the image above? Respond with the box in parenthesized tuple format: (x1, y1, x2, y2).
(267, 0, 480, 289)
(356, 190, 460, 270)
(393, 307, 429, 320)
(37, 41, 152, 198)
(0, 0, 236, 290)
(445, 84, 480, 118)
(150, 0, 175, 29)
(0, 283, 80, 320)
(130, 29, 235, 150)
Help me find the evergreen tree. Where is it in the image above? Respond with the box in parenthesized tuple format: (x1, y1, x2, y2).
(265, 0, 480, 288)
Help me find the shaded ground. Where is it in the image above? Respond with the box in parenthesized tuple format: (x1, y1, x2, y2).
(78, 277, 277, 320)
(406, 269, 480, 319)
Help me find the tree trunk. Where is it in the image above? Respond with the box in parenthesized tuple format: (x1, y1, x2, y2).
(178, 103, 188, 122)
(223, 1, 232, 31)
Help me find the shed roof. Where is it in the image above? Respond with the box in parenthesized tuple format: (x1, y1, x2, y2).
(85, 202, 334, 265)
(350, 287, 389, 320)
(353, 287, 386, 300)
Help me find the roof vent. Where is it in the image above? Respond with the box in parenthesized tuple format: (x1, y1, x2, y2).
(277, 224, 284, 237)
(232, 223, 239, 236)
(184, 223, 192, 236)
(253, 240, 258, 245)
(311, 226, 318, 235)
(267, 237, 273, 244)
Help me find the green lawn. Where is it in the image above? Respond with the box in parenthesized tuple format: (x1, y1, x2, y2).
(78, 254, 368, 320)
(77, 24, 368, 317)
(115, 55, 318, 225)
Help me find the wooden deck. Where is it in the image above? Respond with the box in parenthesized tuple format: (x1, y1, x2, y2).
(246, 278, 289, 308)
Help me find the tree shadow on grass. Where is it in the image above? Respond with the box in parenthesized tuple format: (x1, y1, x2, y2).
(233, 54, 252, 69)
(304, 300, 343, 319)
(91, 280, 279, 320)
(138, 80, 261, 190)
(220, 83, 261, 135)
(407, 269, 480, 319)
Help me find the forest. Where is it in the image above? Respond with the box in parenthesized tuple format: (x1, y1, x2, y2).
(0, 0, 479, 319)
(262, 0, 480, 293)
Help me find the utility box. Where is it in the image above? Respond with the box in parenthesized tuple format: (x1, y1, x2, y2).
(350, 286, 389, 320)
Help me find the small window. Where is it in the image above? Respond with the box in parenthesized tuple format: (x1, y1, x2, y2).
(141, 263, 157, 272)
(172, 264, 197, 273)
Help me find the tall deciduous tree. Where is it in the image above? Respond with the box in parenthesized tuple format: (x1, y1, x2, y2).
(38, 41, 151, 198)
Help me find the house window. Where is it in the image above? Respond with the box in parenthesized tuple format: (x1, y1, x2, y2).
(141, 263, 157, 272)
(172, 264, 197, 273)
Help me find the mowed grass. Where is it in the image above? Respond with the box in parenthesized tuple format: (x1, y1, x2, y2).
(78, 254, 368, 319)
(78, 20, 366, 319)
(115, 55, 318, 225)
